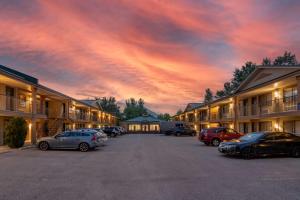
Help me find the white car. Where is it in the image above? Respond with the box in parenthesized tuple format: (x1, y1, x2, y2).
(77, 128, 108, 145)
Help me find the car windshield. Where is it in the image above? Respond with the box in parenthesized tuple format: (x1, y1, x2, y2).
(239, 132, 265, 141)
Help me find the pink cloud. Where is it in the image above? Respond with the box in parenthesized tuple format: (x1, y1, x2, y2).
(0, 0, 299, 114)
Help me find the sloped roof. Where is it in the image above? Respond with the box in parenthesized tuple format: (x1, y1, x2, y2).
(236, 66, 300, 93)
(126, 115, 164, 123)
(184, 103, 203, 112)
(80, 99, 103, 110)
(0, 64, 38, 84)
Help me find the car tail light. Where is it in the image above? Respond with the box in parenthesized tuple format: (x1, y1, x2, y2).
(91, 134, 96, 141)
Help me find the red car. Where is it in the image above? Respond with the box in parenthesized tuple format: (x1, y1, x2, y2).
(199, 127, 243, 146)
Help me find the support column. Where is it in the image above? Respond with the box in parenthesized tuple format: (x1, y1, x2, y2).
(296, 76, 300, 110)
(31, 87, 37, 144)
(233, 96, 238, 130)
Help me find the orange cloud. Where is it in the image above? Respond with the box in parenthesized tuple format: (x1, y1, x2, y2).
(0, 0, 299, 114)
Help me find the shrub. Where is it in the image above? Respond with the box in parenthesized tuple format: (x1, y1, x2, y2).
(4, 117, 28, 148)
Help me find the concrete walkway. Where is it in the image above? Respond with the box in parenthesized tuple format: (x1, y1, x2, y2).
(0, 145, 11, 154)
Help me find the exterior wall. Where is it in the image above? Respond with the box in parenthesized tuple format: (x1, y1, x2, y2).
(172, 70, 300, 135)
(0, 69, 117, 146)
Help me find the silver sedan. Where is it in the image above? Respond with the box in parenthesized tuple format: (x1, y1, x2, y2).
(37, 131, 102, 152)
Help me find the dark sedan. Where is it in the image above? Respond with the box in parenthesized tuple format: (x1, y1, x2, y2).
(218, 131, 300, 159)
(165, 126, 196, 136)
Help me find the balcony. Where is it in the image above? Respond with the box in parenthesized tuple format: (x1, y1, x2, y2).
(210, 112, 219, 121)
(199, 115, 208, 121)
(0, 94, 32, 113)
(220, 111, 233, 120)
(239, 96, 298, 116)
(239, 106, 249, 116)
(91, 115, 98, 122)
(75, 113, 89, 121)
(259, 96, 298, 114)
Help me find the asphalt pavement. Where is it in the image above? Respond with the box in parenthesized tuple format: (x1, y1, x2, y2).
(0, 134, 300, 200)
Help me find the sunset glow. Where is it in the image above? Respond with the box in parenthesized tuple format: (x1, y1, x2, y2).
(0, 0, 299, 114)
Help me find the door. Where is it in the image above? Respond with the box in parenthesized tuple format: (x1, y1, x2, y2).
(256, 134, 275, 155)
(56, 132, 72, 148)
(273, 133, 294, 155)
(226, 128, 240, 140)
(5, 87, 15, 111)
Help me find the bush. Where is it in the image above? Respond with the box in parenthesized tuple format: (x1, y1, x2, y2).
(4, 117, 28, 148)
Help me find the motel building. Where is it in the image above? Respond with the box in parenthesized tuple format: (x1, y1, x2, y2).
(121, 115, 162, 133)
(173, 66, 300, 135)
(0, 65, 117, 146)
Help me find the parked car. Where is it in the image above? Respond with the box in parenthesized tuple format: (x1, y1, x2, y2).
(218, 131, 300, 158)
(102, 127, 119, 137)
(199, 127, 243, 146)
(78, 128, 108, 145)
(166, 126, 196, 136)
(116, 126, 127, 135)
(37, 130, 102, 152)
(161, 121, 185, 135)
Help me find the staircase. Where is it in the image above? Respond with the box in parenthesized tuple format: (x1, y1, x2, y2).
(48, 119, 64, 136)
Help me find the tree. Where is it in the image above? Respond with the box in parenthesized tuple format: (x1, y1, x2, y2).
(230, 61, 256, 91)
(273, 51, 298, 66)
(157, 113, 171, 121)
(4, 117, 27, 148)
(262, 57, 272, 66)
(176, 109, 183, 115)
(123, 98, 147, 120)
(96, 97, 121, 118)
(204, 88, 213, 103)
(214, 62, 256, 99)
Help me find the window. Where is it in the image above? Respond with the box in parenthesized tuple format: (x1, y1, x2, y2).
(18, 94, 27, 108)
(259, 121, 272, 131)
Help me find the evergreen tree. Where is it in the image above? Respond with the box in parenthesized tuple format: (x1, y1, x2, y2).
(157, 113, 171, 121)
(204, 88, 213, 103)
(123, 98, 147, 120)
(96, 97, 121, 118)
(262, 57, 272, 66)
(273, 51, 298, 66)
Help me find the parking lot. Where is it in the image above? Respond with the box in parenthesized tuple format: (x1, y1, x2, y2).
(1, 134, 300, 200)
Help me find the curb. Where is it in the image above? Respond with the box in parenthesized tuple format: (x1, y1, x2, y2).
(19, 145, 36, 150)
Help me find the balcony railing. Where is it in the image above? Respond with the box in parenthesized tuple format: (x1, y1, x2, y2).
(0, 94, 32, 113)
(91, 115, 98, 122)
(199, 115, 208, 121)
(239, 106, 249, 116)
(260, 96, 297, 114)
(239, 96, 298, 116)
(220, 111, 233, 119)
(74, 112, 89, 121)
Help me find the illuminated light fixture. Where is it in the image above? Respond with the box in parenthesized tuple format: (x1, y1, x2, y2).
(274, 123, 279, 129)
(29, 97, 32, 102)
(28, 123, 32, 129)
(207, 124, 210, 128)
(274, 91, 280, 98)
(229, 124, 234, 129)
(274, 82, 278, 88)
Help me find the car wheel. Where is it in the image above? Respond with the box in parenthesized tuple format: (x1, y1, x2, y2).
(79, 143, 89, 152)
(176, 132, 180, 137)
(241, 147, 255, 159)
(211, 139, 220, 147)
(39, 141, 49, 151)
(204, 142, 210, 146)
(291, 147, 300, 158)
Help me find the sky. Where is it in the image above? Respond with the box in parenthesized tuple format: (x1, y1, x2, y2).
(0, 0, 299, 114)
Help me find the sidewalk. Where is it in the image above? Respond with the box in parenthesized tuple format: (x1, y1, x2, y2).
(0, 145, 11, 154)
